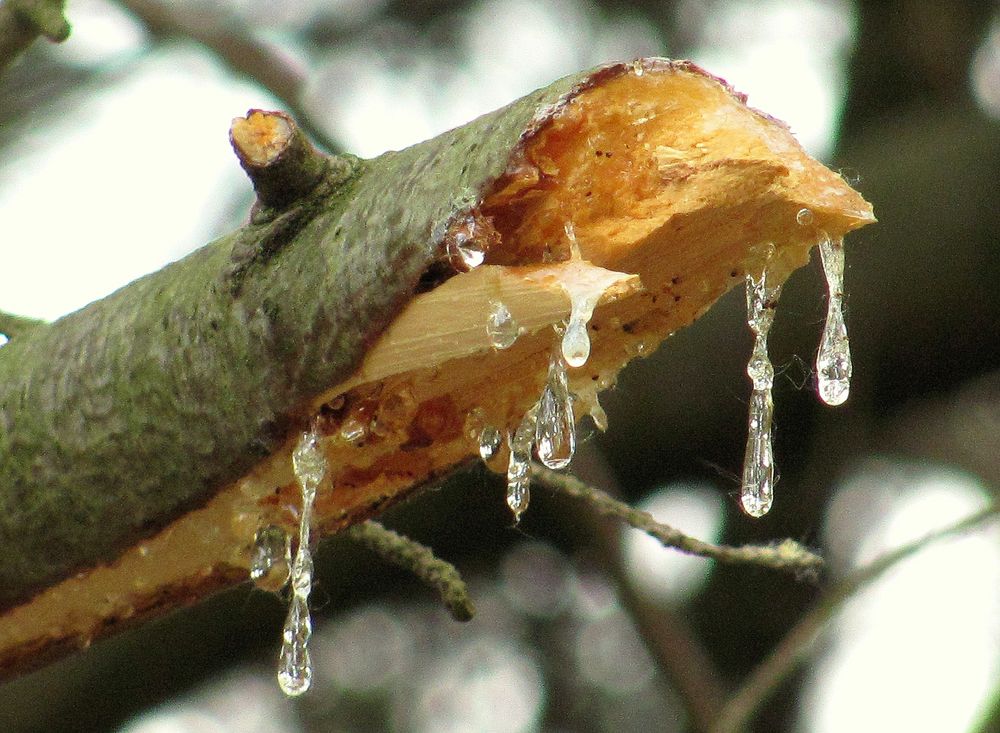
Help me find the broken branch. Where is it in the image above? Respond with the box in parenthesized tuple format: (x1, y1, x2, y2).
(0, 59, 873, 678)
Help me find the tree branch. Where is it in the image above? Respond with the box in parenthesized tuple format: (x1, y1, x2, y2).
(0, 0, 69, 75)
(711, 502, 1000, 733)
(116, 0, 339, 153)
(0, 310, 45, 339)
(531, 465, 825, 578)
(0, 59, 873, 678)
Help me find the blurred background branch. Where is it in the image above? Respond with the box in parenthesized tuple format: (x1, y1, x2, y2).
(114, 0, 339, 152)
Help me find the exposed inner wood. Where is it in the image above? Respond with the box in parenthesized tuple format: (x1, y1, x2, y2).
(0, 62, 874, 677)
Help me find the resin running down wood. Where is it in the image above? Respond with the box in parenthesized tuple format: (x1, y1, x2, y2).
(278, 427, 327, 697)
(816, 232, 852, 406)
(741, 271, 781, 518)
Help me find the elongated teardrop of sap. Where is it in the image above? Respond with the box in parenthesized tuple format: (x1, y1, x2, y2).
(279, 427, 325, 697)
(741, 272, 780, 518)
(741, 390, 775, 517)
(487, 300, 519, 350)
(816, 233, 852, 406)
(535, 353, 575, 469)
(561, 288, 602, 368)
(277, 591, 312, 696)
(479, 425, 502, 461)
(250, 525, 291, 592)
(507, 409, 536, 520)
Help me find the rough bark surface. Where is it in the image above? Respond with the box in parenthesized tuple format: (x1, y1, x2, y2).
(0, 59, 874, 677)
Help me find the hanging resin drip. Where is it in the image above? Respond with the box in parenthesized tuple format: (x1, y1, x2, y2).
(478, 425, 502, 461)
(250, 525, 291, 593)
(741, 271, 781, 518)
(506, 407, 536, 521)
(816, 233, 852, 406)
(278, 427, 326, 697)
(487, 300, 519, 350)
(561, 290, 601, 368)
(535, 350, 576, 469)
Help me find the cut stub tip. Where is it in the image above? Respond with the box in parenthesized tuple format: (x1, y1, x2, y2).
(229, 109, 328, 210)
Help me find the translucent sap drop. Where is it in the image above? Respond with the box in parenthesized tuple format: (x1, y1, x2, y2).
(339, 415, 367, 444)
(816, 233, 852, 406)
(479, 425, 503, 461)
(487, 300, 519, 350)
(535, 352, 575, 469)
(250, 525, 291, 592)
(506, 408, 536, 521)
(277, 593, 312, 696)
(741, 391, 775, 517)
(740, 272, 780, 518)
(561, 285, 604, 368)
(796, 207, 815, 226)
(279, 427, 326, 697)
(446, 215, 485, 271)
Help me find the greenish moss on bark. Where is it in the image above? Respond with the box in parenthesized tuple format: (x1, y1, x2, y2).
(0, 64, 601, 609)
(0, 0, 69, 75)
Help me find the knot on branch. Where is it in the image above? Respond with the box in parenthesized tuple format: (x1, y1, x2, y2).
(230, 109, 328, 211)
(225, 109, 361, 295)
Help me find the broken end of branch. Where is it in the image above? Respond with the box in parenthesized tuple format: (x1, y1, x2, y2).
(230, 109, 330, 211)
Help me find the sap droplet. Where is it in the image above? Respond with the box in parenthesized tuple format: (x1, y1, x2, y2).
(487, 300, 519, 350)
(562, 319, 590, 368)
(741, 391, 775, 517)
(339, 415, 368, 444)
(741, 272, 780, 518)
(535, 352, 575, 469)
(277, 592, 312, 696)
(279, 426, 325, 696)
(506, 408, 536, 521)
(250, 525, 291, 592)
(292, 430, 326, 493)
(445, 215, 486, 271)
(816, 233, 852, 406)
(796, 207, 815, 226)
(479, 425, 502, 461)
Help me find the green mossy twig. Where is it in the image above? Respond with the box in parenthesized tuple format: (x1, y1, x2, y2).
(531, 464, 825, 578)
(347, 521, 475, 622)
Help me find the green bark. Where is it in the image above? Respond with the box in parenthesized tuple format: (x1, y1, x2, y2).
(0, 0, 69, 75)
(0, 63, 602, 609)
